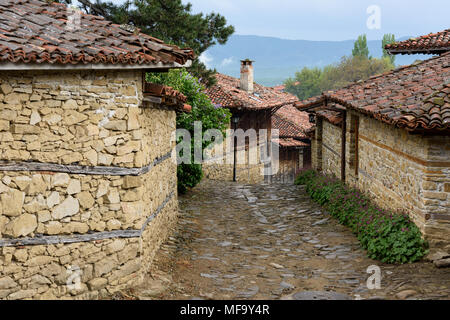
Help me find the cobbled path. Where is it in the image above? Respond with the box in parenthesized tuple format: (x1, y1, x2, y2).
(135, 180, 450, 300)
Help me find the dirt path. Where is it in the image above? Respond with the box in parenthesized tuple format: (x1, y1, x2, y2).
(129, 179, 450, 300)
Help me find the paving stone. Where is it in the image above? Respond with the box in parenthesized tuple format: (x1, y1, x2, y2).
(292, 291, 352, 300)
(133, 179, 450, 301)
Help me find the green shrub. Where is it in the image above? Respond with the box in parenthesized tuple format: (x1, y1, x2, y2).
(147, 69, 231, 194)
(295, 169, 428, 264)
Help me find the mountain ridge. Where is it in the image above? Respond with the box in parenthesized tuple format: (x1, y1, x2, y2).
(203, 34, 433, 87)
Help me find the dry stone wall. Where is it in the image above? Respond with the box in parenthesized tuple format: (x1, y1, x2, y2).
(0, 70, 178, 299)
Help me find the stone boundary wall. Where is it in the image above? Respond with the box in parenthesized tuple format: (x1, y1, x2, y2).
(0, 70, 179, 299)
(314, 112, 449, 248)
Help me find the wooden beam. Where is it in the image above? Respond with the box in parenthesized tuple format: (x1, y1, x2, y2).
(0, 151, 172, 176)
(0, 190, 175, 247)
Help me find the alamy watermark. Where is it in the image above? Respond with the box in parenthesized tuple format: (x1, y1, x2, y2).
(366, 265, 381, 289)
(366, 5, 381, 30)
(66, 7, 81, 32)
(172, 123, 281, 176)
(66, 265, 82, 291)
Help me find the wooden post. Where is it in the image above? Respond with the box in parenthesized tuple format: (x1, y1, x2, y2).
(341, 110, 347, 182)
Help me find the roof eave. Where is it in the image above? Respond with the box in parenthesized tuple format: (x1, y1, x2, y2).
(0, 59, 192, 71)
(386, 48, 450, 55)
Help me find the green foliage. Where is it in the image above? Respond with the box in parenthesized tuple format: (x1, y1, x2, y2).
(284, 67, 322, 100)
(176, 163, 203, 194)
(382, 33, 396, 65)
(284, 55, 395, 100)
(352, 34, 370, 59)
(319, 55, 394, 91)
(147, 69, 231, 193)
(294, 170, 428, 264)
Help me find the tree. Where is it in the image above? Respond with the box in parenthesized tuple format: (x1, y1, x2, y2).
(147, 69, 231, 193)
(352, 34, 370, 59)
(320, 55, 394, 91)
(382, 33, 396, 65)
(285, 55, 395, 100)
(59, 0, 235, 86)
(284, 67, 322, 100)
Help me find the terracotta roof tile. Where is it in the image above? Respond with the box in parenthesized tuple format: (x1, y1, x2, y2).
(386, 29, 450, 55)
(143, 82, 191, 112)
(273, 137, 309, 148)
(0, 0, 194, 67)
(273, 104, 313, 138)
(316, 53, 450, 131)
(294, 95, 325, 109)
(316, 107, 343, 126)
(206, 73, 298, 110)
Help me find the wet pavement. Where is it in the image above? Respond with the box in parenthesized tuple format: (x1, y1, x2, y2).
(132, 180, 450, 300)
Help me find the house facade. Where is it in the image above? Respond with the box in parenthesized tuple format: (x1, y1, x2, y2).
(297, 36, 449, 249)
(0, 0, 193, 299)
(203, 61, 298, 183)
(271, 104, 313, 182)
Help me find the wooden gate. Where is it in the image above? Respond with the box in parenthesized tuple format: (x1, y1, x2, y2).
(266, 147, 302, 183)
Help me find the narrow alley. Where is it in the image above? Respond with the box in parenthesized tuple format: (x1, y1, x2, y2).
(131, 180, 450, 300)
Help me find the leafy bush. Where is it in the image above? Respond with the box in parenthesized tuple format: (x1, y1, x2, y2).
(147, 69, 231, 194)
(295, 169, 428, 264)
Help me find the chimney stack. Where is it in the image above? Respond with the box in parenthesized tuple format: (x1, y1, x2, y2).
(240, 59, 254, 93)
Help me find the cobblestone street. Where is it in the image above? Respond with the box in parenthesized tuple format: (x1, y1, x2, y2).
(133, 180, 450, 300)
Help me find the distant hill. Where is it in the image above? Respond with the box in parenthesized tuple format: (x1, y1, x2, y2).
(203, 35, 433, 87)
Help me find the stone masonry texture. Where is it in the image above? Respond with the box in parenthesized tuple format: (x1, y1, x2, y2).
(312, 113, 450, 249)
(0, 70, 178, 299)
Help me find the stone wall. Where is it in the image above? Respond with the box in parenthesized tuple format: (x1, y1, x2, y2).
(321, 121, 341, 179)
(202, 128, 266, 184)
(421, 135, 450, 247)
(313, 112, 450, 249)
(0, 70, 178, 299)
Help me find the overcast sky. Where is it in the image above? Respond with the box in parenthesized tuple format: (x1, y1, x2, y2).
(79, 0, 449, 41)
(183, 0, 449, 41)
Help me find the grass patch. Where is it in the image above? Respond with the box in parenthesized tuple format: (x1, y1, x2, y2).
(295, 169, 428, 264)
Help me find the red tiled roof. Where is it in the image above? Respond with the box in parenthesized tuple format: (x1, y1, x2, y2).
(205, 73, 298, 110)
(294, 95, 325, 109)
(143, 82, 191, 112)
(273, 104, 313, 138)
(0, 0, 194, 68)
(271, 84, 286, 92)
(297, 53, 450, 132)
(273, 138, 309, 148)
(386, 29, 450, 55)
(316, 108, 343, 126)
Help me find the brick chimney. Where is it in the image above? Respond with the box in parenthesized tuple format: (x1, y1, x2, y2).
(240, 59, 254, 93)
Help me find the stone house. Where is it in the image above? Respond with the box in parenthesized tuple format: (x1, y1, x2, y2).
(296, 32, 449, 249)
(0, 0, 193, 299)
(271, 104, 313, 182)
(203, 61, 298, 183)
